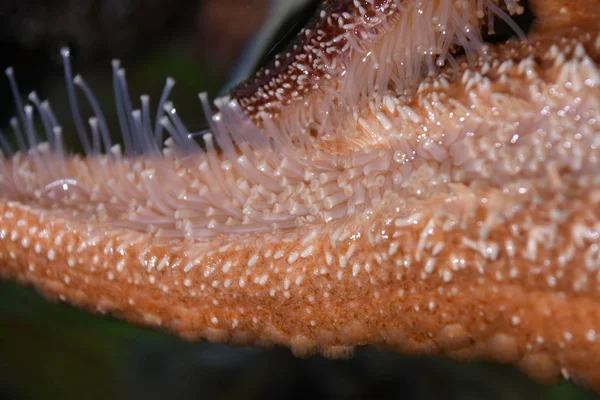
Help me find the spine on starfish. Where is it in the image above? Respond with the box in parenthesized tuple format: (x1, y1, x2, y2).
(0, 0, 529, 239)
(230, 0, 526, 150)
(1, 0, 600, 392)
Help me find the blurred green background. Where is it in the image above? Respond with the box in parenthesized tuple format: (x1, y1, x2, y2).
(0, 0, 598, 398)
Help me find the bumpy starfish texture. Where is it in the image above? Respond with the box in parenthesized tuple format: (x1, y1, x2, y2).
(1, 0, 600, 391)
(231, 0, 530, 148)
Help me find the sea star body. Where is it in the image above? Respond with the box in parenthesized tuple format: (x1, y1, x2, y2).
(2, 0, 600, 391)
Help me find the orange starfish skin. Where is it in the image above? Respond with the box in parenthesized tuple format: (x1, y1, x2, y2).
(2, 174, 600, 387)
(1, 0, 600, 392)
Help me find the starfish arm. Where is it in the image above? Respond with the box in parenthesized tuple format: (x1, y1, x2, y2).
(1, 174, 600, 388)
(1, 0, 600, 393)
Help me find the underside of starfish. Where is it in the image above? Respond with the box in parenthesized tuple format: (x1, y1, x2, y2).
(1, 0, 600, 391)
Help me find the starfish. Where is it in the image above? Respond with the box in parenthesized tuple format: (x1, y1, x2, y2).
(2, 0, 600, 391)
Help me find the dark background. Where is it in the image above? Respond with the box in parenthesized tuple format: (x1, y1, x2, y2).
(0, 0, 597, 398)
